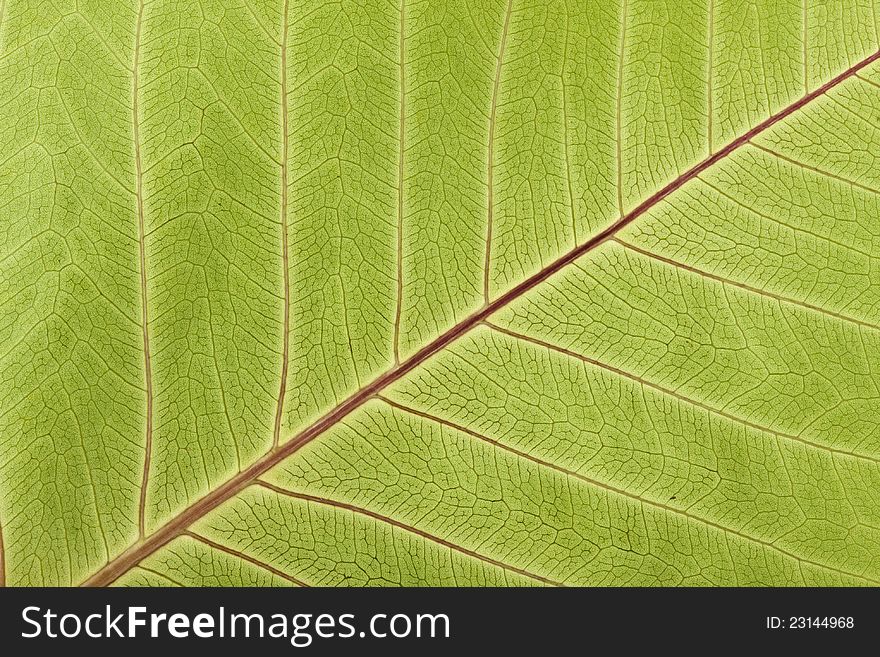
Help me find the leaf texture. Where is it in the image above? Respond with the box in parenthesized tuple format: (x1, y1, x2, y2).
(0, 0, 879, 586)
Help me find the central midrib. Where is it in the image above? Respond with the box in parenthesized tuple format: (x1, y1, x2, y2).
(81, 47, 880, 587)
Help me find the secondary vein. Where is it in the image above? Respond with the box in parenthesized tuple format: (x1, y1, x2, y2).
(380, 396, 879, 586)
(254, 480, 561, 586)
(273, 0, 291, 450)
(707, 0, 714, 153)
(615, 0, 628, 216)
(184, 530, 309, 586)
(484, 320, 880, 466)
(0, 516, 5, 587)
(614, 237, 880, 332)
(134, 0, 154, 541)
(393, 0, 406, 364)
(483, 0, 514, 305)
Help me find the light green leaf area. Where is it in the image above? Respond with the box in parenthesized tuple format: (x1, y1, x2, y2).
(0, 0, 879, 586)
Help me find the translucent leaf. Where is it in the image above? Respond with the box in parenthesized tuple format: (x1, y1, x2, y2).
(1, 0, 878, 586)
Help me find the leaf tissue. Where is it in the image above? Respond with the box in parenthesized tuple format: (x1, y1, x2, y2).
(1, 0, 879, 587)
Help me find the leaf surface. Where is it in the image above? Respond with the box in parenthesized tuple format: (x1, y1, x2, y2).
(1, 0, 879, 586)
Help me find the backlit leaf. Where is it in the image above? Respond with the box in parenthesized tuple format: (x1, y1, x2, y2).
(1, 0, 879, 586)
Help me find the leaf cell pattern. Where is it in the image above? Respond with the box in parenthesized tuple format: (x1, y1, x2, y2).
(0, 0, 879, 586)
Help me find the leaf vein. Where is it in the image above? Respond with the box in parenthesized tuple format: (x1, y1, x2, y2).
(483, 321, 880, 466)
(613, 237, 880, 332)
(750, 142, 880, 197)
(133, 0, 154, 542)
(393, 0, 406, 364)
(379, 396, 879, 586)
(183, 530, 309, 587)
(254, 480, 561, 586)
(272, 0, 292, 451)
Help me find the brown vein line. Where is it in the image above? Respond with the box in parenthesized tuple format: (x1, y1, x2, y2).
(393, 0, 406, 364)
(134, 0, 154, 541)
(856, 72, 880, 90)
(484, 321, 880, 466)
(613, 237, 880, 332)
(698, 176, 876, 260)
(561, 20, 577, 245)
(253, 480, 560, 586)
(875, 5, 880, 50)
(273, 0, 291, 450)
(54, 91, 137, 194)
(78, 14, 133, 73)
(136, 565, 188, 587)
(81, 48, 880, 587)
(615, 0, 628, 217)
(755, 7, 770, 116)
(183, 530, 310, 587)
(826, 94, 880, 130)
(750, 141, 880, 197)
(483, 0, 514, 305)
(707, 0, 714, 154)
(379, 396, 880, 586)
(241, 1, 280, 45)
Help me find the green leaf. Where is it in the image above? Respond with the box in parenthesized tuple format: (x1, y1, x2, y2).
(1, 0, 879, 587)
